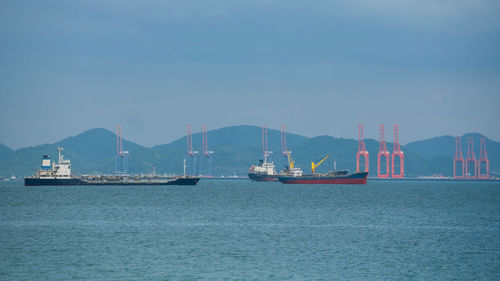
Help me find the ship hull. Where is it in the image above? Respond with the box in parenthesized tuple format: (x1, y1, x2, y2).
(248, 173, 280, 182)
(24, 177, 200, 186)
(82, 177, 200, 186)
(25, 177, 87, 186)
(278, 172, 368, 184)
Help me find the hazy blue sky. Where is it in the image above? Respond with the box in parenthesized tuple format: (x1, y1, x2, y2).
(1, 0, 499, 149)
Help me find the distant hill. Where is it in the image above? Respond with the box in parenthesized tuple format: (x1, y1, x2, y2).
(0, 143, 12, 159)
(405, 135, 456, 159)
(154, 125, 308, 150)
(0, 126, 498, 178)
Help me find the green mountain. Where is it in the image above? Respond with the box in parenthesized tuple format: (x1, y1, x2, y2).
(1, 126, 498, 178)
(0, 143, 12, 159)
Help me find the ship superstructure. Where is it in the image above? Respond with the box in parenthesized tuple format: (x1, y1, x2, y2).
(248, 151, 279, 182)
(37, 147, 72, 179)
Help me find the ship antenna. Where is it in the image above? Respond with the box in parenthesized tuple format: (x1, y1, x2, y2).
(58, 146, 64, 163)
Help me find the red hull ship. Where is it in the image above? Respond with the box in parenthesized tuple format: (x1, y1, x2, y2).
(279, 171, 368, 184)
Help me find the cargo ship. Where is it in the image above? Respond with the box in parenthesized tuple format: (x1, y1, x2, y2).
(248, 152, 279, 182)
(278, 154, 368, 184)
(24, 147, 199, 186)
(278, 171, 369, 184)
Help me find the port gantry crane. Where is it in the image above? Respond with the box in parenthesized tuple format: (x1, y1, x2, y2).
(377, 125, 390, 179)
(453, 136, 465, 179)
(262, 125, 273, 161)
(115, 125, 129, 174)
(356, 124, 369, 173)
(186, 125, 198, 176)
(280, 125, 288, 173)
(201, 125, 214, 176)
(478, 137, 490, 179)
(311, 155, 329, 174)
(465, 137, 477, 179)
(391, 125, 404, 178)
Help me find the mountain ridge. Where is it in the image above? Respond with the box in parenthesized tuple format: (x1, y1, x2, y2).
(0, 143, 12, 159)
(1, 126, 498, 178)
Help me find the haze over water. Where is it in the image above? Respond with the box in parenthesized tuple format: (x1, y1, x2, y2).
(1, 1, 500, 148)
(1, 180, 499, 280)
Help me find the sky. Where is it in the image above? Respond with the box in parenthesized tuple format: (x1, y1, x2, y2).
(1, 0, 499, 149)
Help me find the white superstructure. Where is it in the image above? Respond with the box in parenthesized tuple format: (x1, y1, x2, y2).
(249, 152, 277, 175)
(286, 167, 303, 177)
(36, 147, 72, 179)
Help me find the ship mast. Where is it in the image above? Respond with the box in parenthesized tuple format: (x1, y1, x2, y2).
(58, 146, 64, 163)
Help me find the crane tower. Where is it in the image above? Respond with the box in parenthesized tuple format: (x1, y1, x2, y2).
(115, 125, 129, 173)
(356, 124, 369, 173)
(186, 125, 198, 175)
(391, 125, 404, 178)
(453, 136, 465, 179)
(377, 125, 390, 178)
(465, 137, 477, 179)
(201, 125, 214, 176)
(478, 137, 489, 179)
(262, 125, 272, 160)
(280, 125, 288, 172)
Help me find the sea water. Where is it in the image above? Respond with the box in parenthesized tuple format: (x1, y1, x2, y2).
(1, 180, 499, 280)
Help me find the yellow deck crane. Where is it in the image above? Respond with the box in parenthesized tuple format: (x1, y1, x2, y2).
(286, 150, 295, 169)
(311, 155, 329, 173)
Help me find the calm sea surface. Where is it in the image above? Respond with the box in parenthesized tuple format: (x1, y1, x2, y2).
(1, 180, 499, 280)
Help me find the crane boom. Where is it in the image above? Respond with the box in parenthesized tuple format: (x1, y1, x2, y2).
(286, 150, 294, 169)
(311, 155, 329, 173)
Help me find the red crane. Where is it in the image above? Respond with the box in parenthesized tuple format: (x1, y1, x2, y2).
(465, 137, 477, 179)
(391, 125, 404, 178)
(453, 136, 465, 179)
(377, 125, 390, 179)
(356, 124, 369, 173)
(201, 125, 214, 175)
(478, 137, 489, 179)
